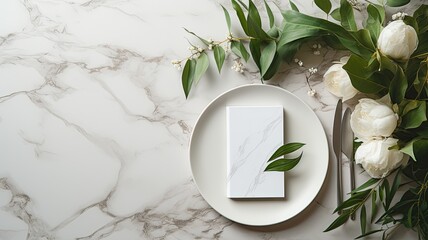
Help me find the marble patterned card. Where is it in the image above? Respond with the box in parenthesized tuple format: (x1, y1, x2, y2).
(226, 106, 284, 198)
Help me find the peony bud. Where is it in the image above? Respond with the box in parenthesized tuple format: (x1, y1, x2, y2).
(323, 56, 358, 101)
(350, 98, 398, 141)
(377, 20, 418, 62)
(355, 138, 408, 178)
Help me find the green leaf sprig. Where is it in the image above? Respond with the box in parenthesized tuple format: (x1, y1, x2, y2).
(178, 0, 289, 98)
(265, 142, 304, 172)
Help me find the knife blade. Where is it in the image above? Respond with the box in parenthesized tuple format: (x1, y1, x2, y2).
(341, 107, 356, 220)
(332, 99, 343, 214)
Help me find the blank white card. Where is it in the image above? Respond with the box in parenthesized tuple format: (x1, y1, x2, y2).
(226, 106, 284, 198)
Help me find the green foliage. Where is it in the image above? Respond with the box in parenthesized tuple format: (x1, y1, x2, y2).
(213, 46, 226, 73)
(314, 0, 331, 15)
(265, 142, 304, 172)
(181, 59, 196, 98)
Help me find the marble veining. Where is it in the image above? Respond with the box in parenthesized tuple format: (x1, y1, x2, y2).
(0, 0, 422, 239)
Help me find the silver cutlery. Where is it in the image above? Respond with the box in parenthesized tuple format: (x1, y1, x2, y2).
(332, 99, 343, 214)
(341, 107, 356, 220)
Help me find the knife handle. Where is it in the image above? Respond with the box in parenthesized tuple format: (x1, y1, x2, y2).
(337, 153, 343, 215)
(350, 155, 356, 220)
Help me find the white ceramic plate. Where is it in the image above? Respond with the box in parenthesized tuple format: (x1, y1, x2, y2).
(189, 84, 329, 226)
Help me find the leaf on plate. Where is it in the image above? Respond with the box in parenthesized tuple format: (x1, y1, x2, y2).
(265, 153, 302, 171)
(268, 142, 305, 161)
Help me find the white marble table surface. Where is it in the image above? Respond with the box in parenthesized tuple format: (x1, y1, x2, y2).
(0, 0, 422, 239)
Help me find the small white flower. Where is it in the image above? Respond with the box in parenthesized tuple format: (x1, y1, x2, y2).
(294, 58, 299, 63)
(317, 43, 322, 49)
(208, 44, 213, 50)
(307, 89, 316, 97)
(312, 44, 318, 48)
(313, 50, 321, 55)
(231, 60, 245, 73)
(197, 47, 203, 52)
(308, 67, 318, 74)
(392, 12, 408, 21)
(192, 53, 201, 59)
(227, 33, 233, 41)
(188, 46, 195, 51)
(298, 61, 303, 67)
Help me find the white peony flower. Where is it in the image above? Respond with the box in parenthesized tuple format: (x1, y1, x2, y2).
(355, 138, 408, 178)
(323, 56, 359, 101)
(377, 20, 418, 62)
(350, 98, 398, 141)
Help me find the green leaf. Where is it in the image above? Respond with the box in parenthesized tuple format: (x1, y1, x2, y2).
(389, 66, 407, 104)
(351, 178, 380, 194)
(221, 5, 231, 32)
(262, 53, 281, 80)
(371, 190, 378, 223)
(265, 153, 302, 171)
(340, 0, 357, 31)
(236, 0, 248, 10)
(353, 29, 376, 52)
(250, 39, 262, 69)
(289, 0, 299, 12)
(280, 10, 374, 59)
(412, 32, 428, 58)
(343, 55, 386, 94)
(264, 1, 275, 28)
(193, 53, 209, 85)
(387, 170, 402, 210)
(413, 5, 428, 34)
(401, 140, 418, 161)
(213, 46, 225, 73)
(366, 4, 382, 44)
(406, 203, 416, 227)
(314, 0, 332, 15)
(183, 28, 210, 45)
(335, 189, 371, 213)
(231, 0, 248, 34)
(268, 142, 305, 161)
(382, 180, 390, 210)
(413, 60, 428, 96)
(247, 2, 272, 40)
(386, 0, 410, 7)
(371, 3, 385, 24)
(400, 101, 427, 129)
(181, 59, 196, 98)
(277, 40, 303, 63)
(330, 8, 341, 21)
(355, 229, 384, 239)
(411, 139, 428, 162)
(324, 211, 350, 232)
(231, 41, 250, 62)
(260, 41, 277, 76)
(279, 23, 325, 48)
(248, 0, 262, 27)
(360, 204, 367, 235)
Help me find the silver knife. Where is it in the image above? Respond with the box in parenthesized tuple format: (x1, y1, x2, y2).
(332, 99, 343, 214)
(341, 107, 356, 220)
